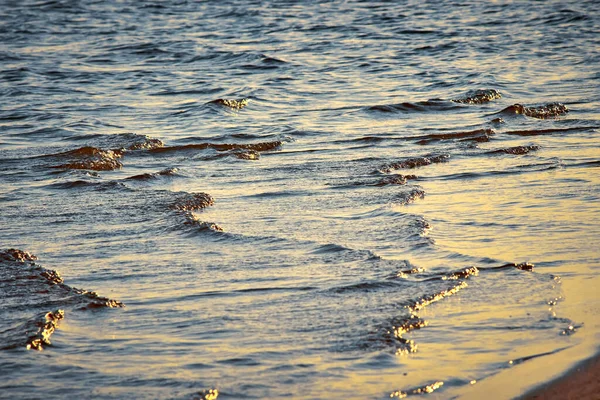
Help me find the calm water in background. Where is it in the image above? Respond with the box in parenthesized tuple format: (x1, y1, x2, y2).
(1, 0, 599, 399)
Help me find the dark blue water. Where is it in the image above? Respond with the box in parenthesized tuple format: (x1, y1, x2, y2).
(1, 1, 599, 399)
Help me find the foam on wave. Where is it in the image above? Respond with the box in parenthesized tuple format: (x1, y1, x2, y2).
(208, 98, 249, 110)
(48, 146, 124, 171)
(150, 140, 283, 154)
(454, 89, 502, 104)
(0, 249, 124, 351)
(379, 154, 449, 173)
(416, 129, 495, 144)
(487, 145, 540, 155)
(500, 103, 568, 119)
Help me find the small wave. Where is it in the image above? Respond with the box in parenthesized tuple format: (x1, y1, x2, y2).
(529, 9, 590, 26)
(454, 89, 502, 104)
(380, 154, 449, 173)
(567, 160, 600, 169)
(25, 310, 64, 350)
(441, 266, 479, 280)
(435, 161, 561, 181)
(127, 138, 164, 151)
(241, 63, 284, 71)
(366, 100, 462, 114)
(240, 189, 311, 199)
(480, 262, 535, 272)
(487, 145, 540, 155)
(416, 128, 495, 144)
(409, 281, 468, 313)
(393, 187, 426, 205)
(1, 310, 65, 351)
(344, 136, 387, 143)
(150, 140, 283, 155)
(391, 381, 444, 398)
(333, 174, 418, 188)
(126, 167, 180, 181)
(208, 98, 249, 110)
(173, 149, 260, 162)
(499, 103, 568, 119)
(0, 249, 124, 310)
(0, 248, 37, 262)
(0, 249, 124, 351)
(47, 146, 124, 171)
(170, 192, 223, 233)
(394, 266, 426, 278)
(394, 28, 437, 35)
(393, 316, 429, 336)
(504, 126, 597, 136)
(376, 174, 418, 186)
(171, 192, 215, 212)
(183, 216, 224, 232)
(69, 133, 164, 151)
(404, 266, 479, 284)
(47, 180, 128, 191)
(261, 55, 287, 64)
(372, 265, 476, 356)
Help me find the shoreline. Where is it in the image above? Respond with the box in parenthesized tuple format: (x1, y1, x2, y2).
(522, 353, 600, 400)
(520, 272, 600, 400)
(458, 272, 600, 400)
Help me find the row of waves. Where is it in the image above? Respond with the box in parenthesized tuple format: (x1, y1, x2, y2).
(0, 89, 575, 126)
(1, 88, 589, 399)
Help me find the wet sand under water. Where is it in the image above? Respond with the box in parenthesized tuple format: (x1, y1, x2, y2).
(525, 354, 600, 400)
(457, 272, 600, 399)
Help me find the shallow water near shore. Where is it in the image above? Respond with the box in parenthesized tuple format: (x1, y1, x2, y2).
(1, 1, 599, 399)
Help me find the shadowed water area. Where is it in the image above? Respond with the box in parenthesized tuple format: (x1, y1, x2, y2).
(1, 1, 599, 399)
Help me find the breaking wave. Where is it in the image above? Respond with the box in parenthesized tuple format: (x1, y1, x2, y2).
(48, 146, 124, 171)
(0, 249, 124, 351)
(208, 98, 249, 110)
(126, 167, 180, 181)
(499, 103, 568, 119)
(393, 187, 426, 205)
(487, 145, 540, 155)
(416, 128, 495, 144)
(150, 140, 283, 154)
(453, 89, 502, 104)
(69, 133, 164, 151)
(366, 100, 462, 113)
(379, 154, 449, 173)
(171, 192, 215, 212)
(390, 381, 445, 398)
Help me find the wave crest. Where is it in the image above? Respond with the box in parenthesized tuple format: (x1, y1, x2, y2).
(380, 154, 449, 173)
(208, 98, 249, 110)
(49, 146, 124, 171)
(0, 249, 124, 351)
(454, 89, 502, 104)
(500, 103, 568, 119)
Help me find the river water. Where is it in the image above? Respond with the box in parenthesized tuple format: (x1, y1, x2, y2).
(1, 1, 599, 399)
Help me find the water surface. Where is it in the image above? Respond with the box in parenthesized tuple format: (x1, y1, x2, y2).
(1, 1, 599, 399)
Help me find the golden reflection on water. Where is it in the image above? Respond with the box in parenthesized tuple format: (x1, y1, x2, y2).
(402, 136, 600, 397)
(21, 128, 598, 399)
(408, 141, 600, 266)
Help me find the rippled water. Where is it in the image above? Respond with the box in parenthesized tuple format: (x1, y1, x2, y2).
(1, 1, 599, 399)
